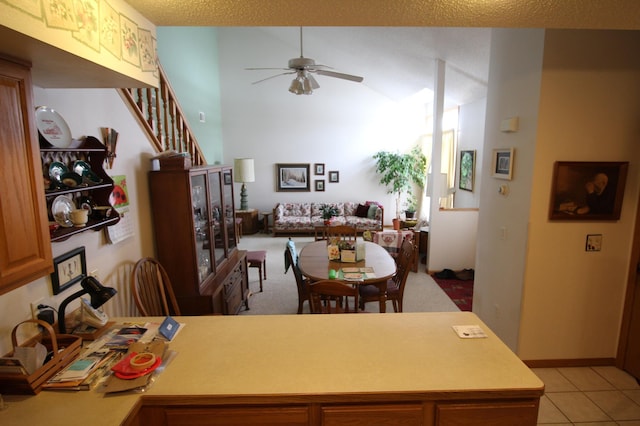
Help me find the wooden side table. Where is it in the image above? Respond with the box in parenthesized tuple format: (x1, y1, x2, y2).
(236, 209, 259, 235)
(260, 211, 272, 234)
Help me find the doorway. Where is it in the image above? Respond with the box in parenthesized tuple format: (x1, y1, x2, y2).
(618, 195, 640, 380)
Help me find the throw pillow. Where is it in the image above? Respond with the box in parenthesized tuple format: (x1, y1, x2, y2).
(367, 204, 378, 219)
(355, 204, 369, 218)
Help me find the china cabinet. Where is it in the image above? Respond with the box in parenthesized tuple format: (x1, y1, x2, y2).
(40, 136, 120, 242)
(0, 57, 52, 295)
(149, 165, 249, 315)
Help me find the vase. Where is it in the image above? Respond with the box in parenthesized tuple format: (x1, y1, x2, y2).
(392, 218, 400, 230)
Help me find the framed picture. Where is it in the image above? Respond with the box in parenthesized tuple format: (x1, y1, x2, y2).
(51, 246, 87, 295)
(223, 172, 232, 185)
(549, 161, 628, 221)
(492, 148, 514, 180)
(328, 171, 340, 183)
(315, 179, 325, 191)
(276, 163, 310, 192)
(459, 150, 476, 191)
(314, 163, 325, 175)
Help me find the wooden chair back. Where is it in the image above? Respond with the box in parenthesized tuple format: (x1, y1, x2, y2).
(309, 280, 361, 314)
(326, 225, 358, 245)
(359, 237, 414, 312)
(131, 257, 181, 316)
(285, 247, 310, 314)
(390, 238, 414, 312)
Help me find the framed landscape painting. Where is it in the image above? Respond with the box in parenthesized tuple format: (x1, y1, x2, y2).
(548, 161, 628, 221)
(276, 163, 310, 192)
(459, 150, 476, 191)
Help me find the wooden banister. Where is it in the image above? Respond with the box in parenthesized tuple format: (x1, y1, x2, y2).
(119, 62, 207, 166)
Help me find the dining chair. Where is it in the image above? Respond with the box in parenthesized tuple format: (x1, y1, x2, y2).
(131, 257, 181, 316)
(284, 245, 310, 314)
(359, 237, 414, 312)
(325, 225, 358, 245)
(309, 279, 363, 314)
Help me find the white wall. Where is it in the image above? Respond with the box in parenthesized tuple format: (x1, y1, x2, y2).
(428, 209, 478, 272)
(454, 98, 486, 208)
(0, 88, 155, 356)
(518, 30, 640, 360)
(474, 28, 546, 350)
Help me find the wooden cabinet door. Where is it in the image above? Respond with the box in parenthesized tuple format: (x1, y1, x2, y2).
(436, 400, 539, 426)
(321, 403, 428, 426)
(0, 58, 52, 295)
(164, 406, 309, 425)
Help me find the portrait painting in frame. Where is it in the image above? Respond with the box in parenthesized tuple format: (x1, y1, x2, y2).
(548, 161, 628, 221)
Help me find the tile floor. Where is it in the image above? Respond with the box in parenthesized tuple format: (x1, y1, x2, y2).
(533, 366, 640, 425)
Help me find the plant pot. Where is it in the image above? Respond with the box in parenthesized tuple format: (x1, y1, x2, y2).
(392, 218, 400, 230)
(405, 211, 416, 219)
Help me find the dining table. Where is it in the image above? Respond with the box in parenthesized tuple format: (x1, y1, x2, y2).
(298, 240, 397, 312)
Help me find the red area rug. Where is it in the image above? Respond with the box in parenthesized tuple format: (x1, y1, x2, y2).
(431, 276, 474, 311)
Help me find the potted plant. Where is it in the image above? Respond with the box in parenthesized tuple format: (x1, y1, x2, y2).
(373, 145, 426, 228)
(320, 204, 339, 225)
(404, 194, 417, 219)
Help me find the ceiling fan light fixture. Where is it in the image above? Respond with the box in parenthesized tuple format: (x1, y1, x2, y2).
(289, 71, 314, 95)
(289, 78, 303, 94)
(307, 73, 320, 89)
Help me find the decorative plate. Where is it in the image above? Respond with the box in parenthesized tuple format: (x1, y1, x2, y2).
(51, 195, 74, 228)
(48, 161, 69, 182)
(59, 172, 82, 188)
(73, 161, 102, 184)
(35, 106, 72, 148)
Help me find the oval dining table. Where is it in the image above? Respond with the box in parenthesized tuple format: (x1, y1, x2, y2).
(298, 241, 397, 312)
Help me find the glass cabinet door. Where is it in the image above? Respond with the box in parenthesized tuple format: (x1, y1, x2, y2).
(191, 174, 212, 283)
(208, 171, 226, 267)
(222, 170, 237, 251)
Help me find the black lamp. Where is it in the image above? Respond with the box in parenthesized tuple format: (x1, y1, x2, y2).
(57, 276, 117, 333)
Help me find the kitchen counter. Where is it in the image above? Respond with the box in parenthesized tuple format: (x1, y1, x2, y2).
(1, 312, 544, 425)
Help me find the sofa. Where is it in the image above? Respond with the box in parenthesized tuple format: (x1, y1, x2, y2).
(273, 202, 383, 236)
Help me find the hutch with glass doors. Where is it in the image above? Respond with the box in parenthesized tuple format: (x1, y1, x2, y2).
(148, 165, 249, 315)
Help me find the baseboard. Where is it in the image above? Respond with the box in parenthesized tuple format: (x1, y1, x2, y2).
(523, 358, 616, 368)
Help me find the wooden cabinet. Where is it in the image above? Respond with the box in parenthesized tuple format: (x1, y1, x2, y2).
(236, 208, 259, 234)
(136, 400, 539, 426)
(40, 136, 120, 242)
(148, 165, 249, 315)
(0, 58, 52, 295)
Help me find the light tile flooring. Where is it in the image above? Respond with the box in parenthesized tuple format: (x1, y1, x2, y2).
(533, 366, 640, 425)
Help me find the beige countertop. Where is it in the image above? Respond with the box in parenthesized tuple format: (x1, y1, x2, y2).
(0, 312, 544, 425)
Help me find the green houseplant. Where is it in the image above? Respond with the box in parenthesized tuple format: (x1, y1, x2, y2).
(404, 194, 418, 219)
(319, 204, 339, 224)
(373, 145, 426, 224)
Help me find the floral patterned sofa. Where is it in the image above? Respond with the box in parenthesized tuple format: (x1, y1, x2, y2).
(272, 202, 383, 236)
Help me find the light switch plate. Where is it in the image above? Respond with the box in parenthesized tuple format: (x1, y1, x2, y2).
(586, 234, 602, 252)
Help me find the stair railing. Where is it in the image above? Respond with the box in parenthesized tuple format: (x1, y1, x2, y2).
(119, 62, 207, 166)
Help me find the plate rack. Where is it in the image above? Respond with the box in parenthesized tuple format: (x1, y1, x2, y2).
(40, 136, 120, 242)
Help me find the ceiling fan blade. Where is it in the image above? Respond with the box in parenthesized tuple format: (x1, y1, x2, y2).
(245, 67, 290, 71)
(316, 69, 364, 83)
(251, 71, 295, 84)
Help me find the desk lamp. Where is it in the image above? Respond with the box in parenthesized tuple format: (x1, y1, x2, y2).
(58, 276, 117, 333)
(233, 158, 255, 211)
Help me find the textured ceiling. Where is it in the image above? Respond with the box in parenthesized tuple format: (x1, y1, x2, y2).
(124, 0, 640, 29)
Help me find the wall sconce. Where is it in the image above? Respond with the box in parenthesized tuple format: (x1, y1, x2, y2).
(233, 158, 255, 211)
(58, 276, 117, 334)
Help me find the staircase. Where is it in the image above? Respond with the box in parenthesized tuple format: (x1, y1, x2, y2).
(119, 62, 207, 165)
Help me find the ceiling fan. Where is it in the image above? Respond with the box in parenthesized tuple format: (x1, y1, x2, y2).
(246, 27, 364, 95)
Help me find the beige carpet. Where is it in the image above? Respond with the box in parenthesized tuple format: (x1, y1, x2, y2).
(236, 234, 460, 315)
